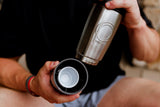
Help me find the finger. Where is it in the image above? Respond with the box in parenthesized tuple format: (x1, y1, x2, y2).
(105, 0, 138, 11)
(45, 87, 80, 103)
(49, 61, 59, 70)
(42, 61, 59, 74)
(53, 93, 80, 104)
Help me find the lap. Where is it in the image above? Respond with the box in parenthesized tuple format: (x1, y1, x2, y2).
(1, 76, 160, 107)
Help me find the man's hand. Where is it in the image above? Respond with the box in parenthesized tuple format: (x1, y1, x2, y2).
(30, 61, 80, 104)
(105, 0, 144, 29)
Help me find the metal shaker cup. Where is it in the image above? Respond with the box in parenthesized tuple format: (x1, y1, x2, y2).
(50, 58, 88, 95)
(76, 2, 123, 66)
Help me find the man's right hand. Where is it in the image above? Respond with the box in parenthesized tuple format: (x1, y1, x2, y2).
(30, 61, 80, 104)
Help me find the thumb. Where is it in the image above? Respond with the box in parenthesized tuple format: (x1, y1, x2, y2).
(42, 61, 59, 74)
(49, 61, 59, 70)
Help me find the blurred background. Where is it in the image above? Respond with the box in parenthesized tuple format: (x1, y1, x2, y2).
(1, 0, 160, 82)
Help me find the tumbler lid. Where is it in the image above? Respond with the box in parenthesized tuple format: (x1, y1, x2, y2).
(52, 58, 88, 95)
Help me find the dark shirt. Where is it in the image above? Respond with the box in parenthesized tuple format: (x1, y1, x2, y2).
(0, 0, 153, 94)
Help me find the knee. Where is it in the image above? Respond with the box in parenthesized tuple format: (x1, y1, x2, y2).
(0, 86, 29, 106)
(0, 86, 54, 107)
(98, 77, 160, 107)
(102, 77, 160, 107)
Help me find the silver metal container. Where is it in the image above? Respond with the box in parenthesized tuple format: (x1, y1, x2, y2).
(76, 3, 122, 66)
(51, 58, 88, 95)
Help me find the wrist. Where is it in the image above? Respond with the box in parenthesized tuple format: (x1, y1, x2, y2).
(127, 18, 146, 31)
(25, 75, 39, 97)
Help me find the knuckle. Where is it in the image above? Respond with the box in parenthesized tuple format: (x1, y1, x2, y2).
(44, 61, 50, 67)
(42, 61, 51, 71)
(121, 0, 128, 7)
(53, 96, 61, 104)
(46, 96, 58, 103)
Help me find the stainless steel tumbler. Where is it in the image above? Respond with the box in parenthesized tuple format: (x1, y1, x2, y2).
(76, 3, 122, 66)
(51, 58, 88, 95)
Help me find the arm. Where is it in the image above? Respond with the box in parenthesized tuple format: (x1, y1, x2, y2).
(0, 57, 32, 91)
(0, 1, 80, 104)
(105, 0, 160, 62)
(127, 20, 160, 62)
(0, 57, 79, 103)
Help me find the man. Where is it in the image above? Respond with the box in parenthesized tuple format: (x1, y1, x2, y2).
(0, 0, 160, 107)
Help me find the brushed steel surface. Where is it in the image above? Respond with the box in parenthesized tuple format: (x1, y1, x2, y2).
(76, 4, 122, 65)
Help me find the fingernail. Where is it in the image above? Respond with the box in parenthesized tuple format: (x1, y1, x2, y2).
(105, 2, 110, 8)
(50, 61, 55, 67)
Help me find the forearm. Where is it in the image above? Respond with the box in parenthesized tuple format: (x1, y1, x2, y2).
(0, 58, 32, 91)
(127, 18, 160, 62)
